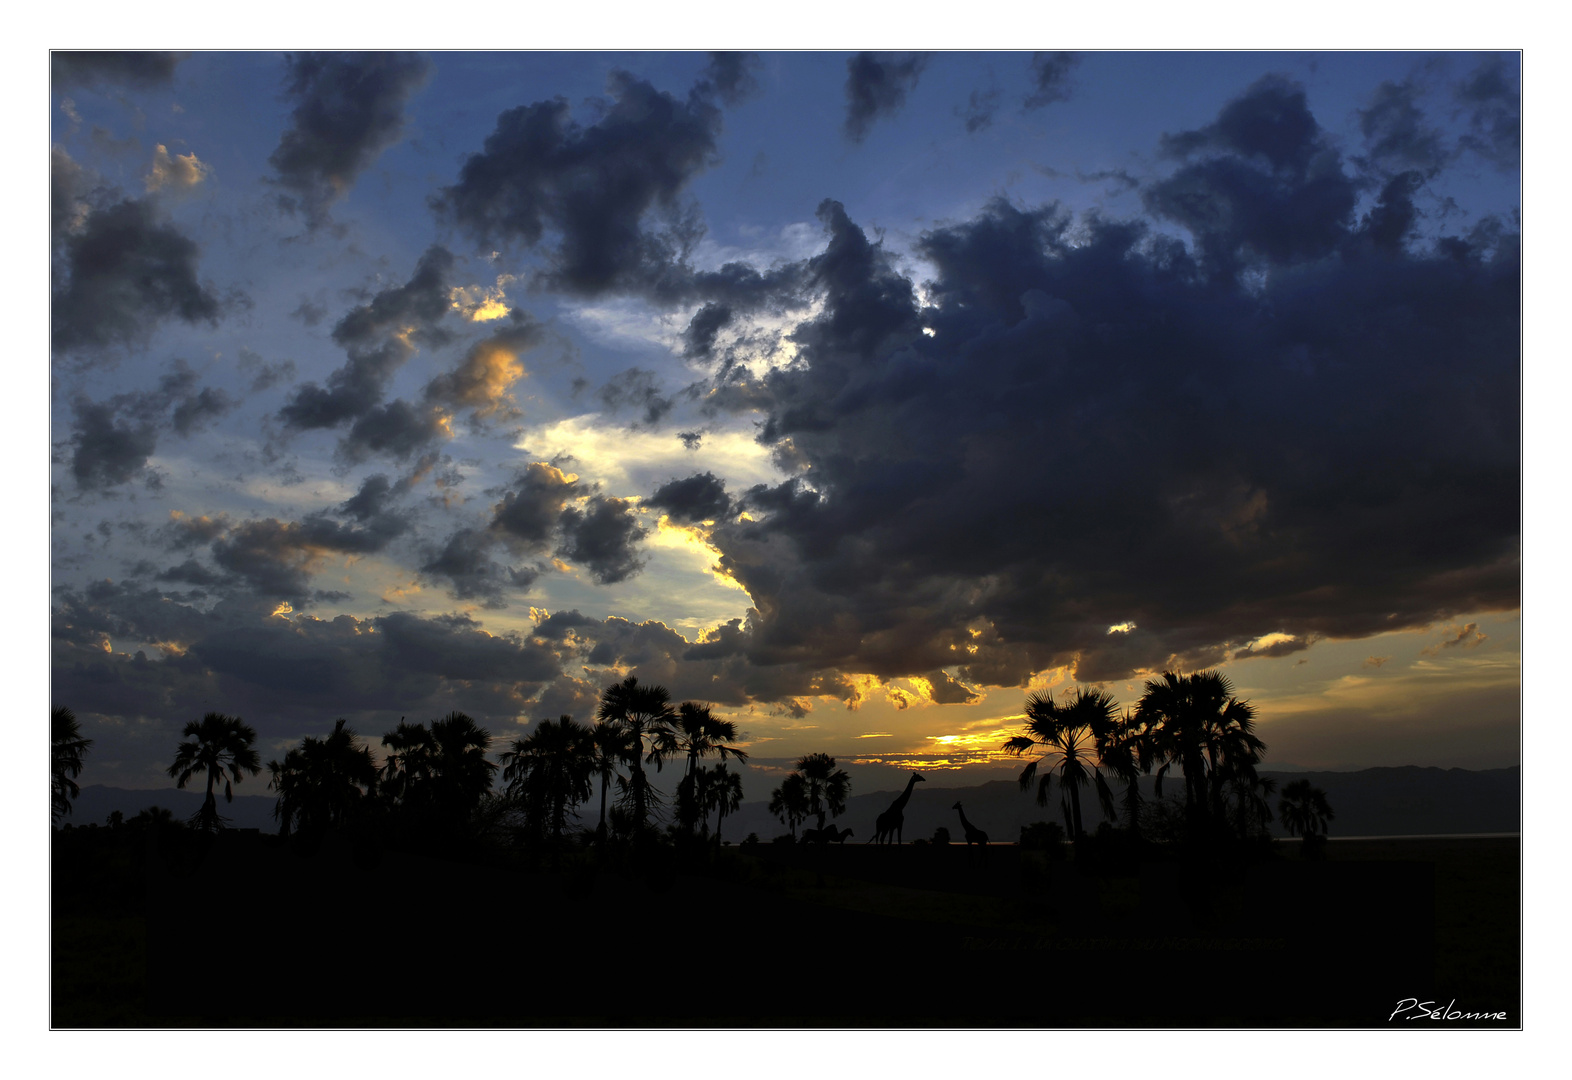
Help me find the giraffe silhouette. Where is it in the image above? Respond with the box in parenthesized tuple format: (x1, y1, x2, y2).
(952, 801, 989, 861)
(869, 773, 925, 844)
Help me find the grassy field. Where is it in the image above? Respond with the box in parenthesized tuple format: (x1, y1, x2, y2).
(51, 829, 1519, 1027)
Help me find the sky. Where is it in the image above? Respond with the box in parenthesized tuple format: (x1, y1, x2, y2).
(47, 48, 1522, 802)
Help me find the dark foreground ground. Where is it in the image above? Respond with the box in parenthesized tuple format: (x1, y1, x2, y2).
(52, 829, 1520, 1027)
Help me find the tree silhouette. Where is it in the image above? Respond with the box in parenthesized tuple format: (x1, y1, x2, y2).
(1137, 671, 1263, 840)
(167, 712, 261, 831)
(795, 752, 850, 830)
(595, 677, 676, 838)
(769, 772, 810, 839)
(588, 720, 635, 842)
(1094, 709, 1149, 836)
(501, 715, 595, 845)
(380, 712, 497, 835)
(672, 702, 749, 836)
(52, 706, 93, 823)
(703, 763, 744, 845)
(267, 719, 379, 837)
(1278, 779, 1334, 844)
(1002, 687, 1119, 839)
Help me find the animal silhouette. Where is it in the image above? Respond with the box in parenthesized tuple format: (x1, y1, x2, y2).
(870, 773, 925, 844)
(953, 801, 989, 860)
(801, 823, 853, 845)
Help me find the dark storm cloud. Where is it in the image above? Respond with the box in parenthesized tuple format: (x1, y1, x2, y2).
(340, 401, 448, 463)
(1144, 75, 1359, 276)
(269, 52, 432, 228)
(436, 70, 723, 298)
(558, 497, 648, 585)
(842, 53, 928, 143)
(278, 245, 454, 432)
(678, 85, 1517, 692)
(1454, 56, 1520, 171)
(1358, 79, 1448, 176)
(170, 386, 236, 436)
(647, 472, 732, 524)
(52, 52, 184, 91)
(1023, 51, 1079, 110)
(52, 186, 225, 355)
(695, 52, 762, 107)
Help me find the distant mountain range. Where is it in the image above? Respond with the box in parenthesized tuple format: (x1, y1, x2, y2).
(61, 765, 1520, 841)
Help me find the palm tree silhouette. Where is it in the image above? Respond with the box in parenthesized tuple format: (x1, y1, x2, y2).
(1094, 708, 1149, 836)
(1002, 687, 1119, 839)
(672, 702, 749, 835)
(795, 752, 851, 831)
(703, 763, 745, 845)
(52, 706, 93, 823)
(501, 715, 595, 845)
(1137, 671, 1263, 840)
(380, 712, 497, 834)
(267, 718, 379, 837)
(588, 720, 635, 842)
(167, 712, 261, 831)
(595, 677, 677, 837)
(1278, 779, 1334, 842)
(769, 772, 810, 839)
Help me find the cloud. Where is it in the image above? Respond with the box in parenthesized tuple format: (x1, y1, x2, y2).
(420, 527, 538, 607)
(51, 155, 225, 355)
(596, 367, 675, 427)
(268, 52, 432, 228)
(435, 70, 724, 297)
(67, 363, 236, 489)
(1358, 79, 1448, 176)
(1023, 52, 1079, 110)
(491, 462, 581, 550)
(52, 52, 184, 91)
(695, 52, 762, 107)
(1421, 622, 1489, 655)
(672, 92, 1517, 691)
(53, 587, 566, 737)
(842, 52, 928, 143)
(1144, 75, 1359, 276)
(1454, 56, 1520, 171)
(557, 496, 648, 584)
(961, 87, 1001, 134)
(145, 144, 210, 193)
(646, 472, 732, 524)
(278, 245, 454, 435)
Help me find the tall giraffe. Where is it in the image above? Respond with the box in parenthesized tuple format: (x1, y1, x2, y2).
(870, 773, 925, 844)
(952, 801, 989, 861)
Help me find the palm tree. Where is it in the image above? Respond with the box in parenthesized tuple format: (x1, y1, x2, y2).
(769, 772, 810, 839)
(704, 763, 745, 845)
(1278, 779, 1334, 841)
(672, 702, 749, 834)
(51, 706, 93, 823)
(1094, 709, 1149, 836)
(595, 677, 677, 837)
(1002, 687, 1119, 840)
(267, 719, 379, 837)
(588, 720, 635, 842)
(167, 712, 261, 831)
(795, 753, 851, 830)
(501, 715, 595, 844)
(1137, 671, 1264, 840)
(380, 712, 497, 834)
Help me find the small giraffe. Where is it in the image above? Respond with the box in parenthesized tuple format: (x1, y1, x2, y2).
(870, 773, 925, 844)
(953, 801, 989, 859)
